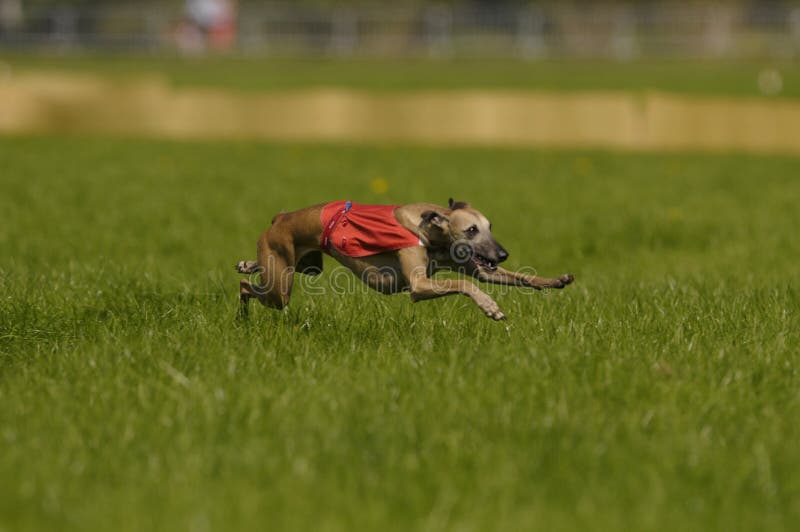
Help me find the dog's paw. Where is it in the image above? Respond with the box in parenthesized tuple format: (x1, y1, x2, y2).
(480, 300, 506, 321)
(549, 274, 575, 289)
(474, 292, 505, 320)
(488, 308, 506, 321)
(236, 260, 259, 274)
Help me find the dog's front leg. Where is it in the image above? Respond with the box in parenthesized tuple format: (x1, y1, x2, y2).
(475, 267, 574, 290)
(397, 246, 505, 320)
(409, 277, 506, 321)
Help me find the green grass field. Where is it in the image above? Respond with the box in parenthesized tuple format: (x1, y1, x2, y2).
(1, 135, 799, 531)
(2, 53, 798, 97)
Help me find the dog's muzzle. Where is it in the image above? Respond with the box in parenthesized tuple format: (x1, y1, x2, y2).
(472, 245, 508, 272)
(472, 253, 499, 271)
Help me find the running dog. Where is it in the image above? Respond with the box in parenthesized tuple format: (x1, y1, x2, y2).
(236, 198, 574, 320)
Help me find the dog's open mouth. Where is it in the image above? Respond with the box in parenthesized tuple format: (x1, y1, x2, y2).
(472, 254, 498, 271)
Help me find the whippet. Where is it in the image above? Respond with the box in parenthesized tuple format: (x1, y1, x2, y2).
(236, 199, 574, 320)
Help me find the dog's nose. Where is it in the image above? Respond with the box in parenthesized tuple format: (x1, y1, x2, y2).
(497, 248, 509, 263)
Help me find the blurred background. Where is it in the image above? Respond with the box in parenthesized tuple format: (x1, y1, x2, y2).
(0, 1, 798, 151)
(1, 0, 800, 59)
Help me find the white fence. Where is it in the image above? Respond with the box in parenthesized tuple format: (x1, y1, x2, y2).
(1, 2, 800, 59)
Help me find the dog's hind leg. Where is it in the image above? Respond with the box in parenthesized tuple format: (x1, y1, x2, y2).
(236, 262, 261, 318)
(242, 229, 296, 311)
(238, 277, 254, 318)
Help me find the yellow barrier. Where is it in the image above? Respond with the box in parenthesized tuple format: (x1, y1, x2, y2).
(2, 73, 798, 154)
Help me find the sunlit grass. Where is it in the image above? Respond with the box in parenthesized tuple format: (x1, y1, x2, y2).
(1, 136, 799, 531)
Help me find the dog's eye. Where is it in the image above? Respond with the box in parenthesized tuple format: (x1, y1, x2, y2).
(466, 225, 479, 236)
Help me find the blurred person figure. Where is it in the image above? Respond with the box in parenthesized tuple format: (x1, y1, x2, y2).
(187, 0, 237, 51)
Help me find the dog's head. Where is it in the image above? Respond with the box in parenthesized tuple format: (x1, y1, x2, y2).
(419, 198, 509, 271)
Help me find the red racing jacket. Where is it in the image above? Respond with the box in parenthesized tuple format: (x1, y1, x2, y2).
(320, 200, 422, 257)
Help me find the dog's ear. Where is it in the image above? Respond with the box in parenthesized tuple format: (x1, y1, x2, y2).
(419, 210, 451, 244)
(448, 198, 470, 210)
(421, 210, 447, 226)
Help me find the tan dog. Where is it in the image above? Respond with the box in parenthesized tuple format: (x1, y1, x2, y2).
(236, 199, 574, 320)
